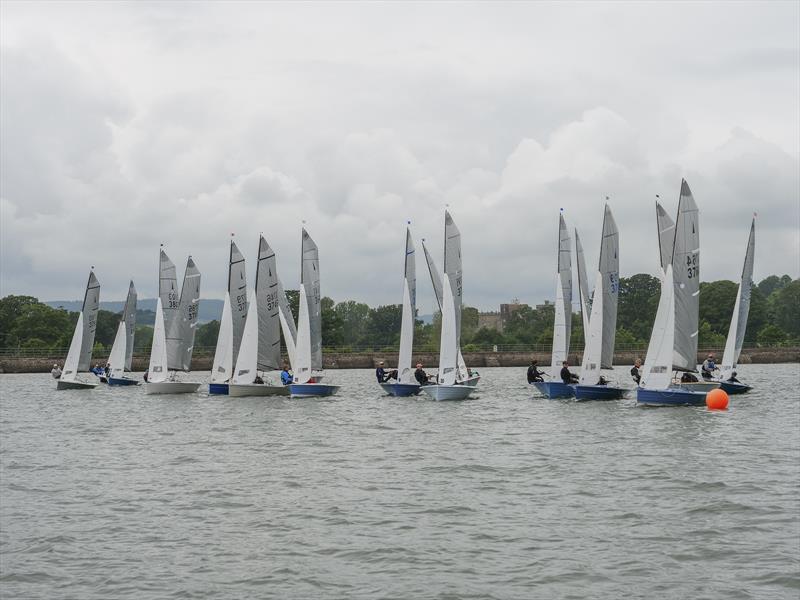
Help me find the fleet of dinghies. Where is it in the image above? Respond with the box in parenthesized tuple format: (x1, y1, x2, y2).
(55, 180, 757, 405)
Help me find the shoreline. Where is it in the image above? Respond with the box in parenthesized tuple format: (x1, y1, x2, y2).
(2, 348, 798, 374)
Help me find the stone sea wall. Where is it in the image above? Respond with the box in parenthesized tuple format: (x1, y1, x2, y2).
(2, 348, 798, 374)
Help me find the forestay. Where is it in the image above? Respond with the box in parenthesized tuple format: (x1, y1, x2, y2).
(721, 219, 755, 379)
(671, 180, 700, 372)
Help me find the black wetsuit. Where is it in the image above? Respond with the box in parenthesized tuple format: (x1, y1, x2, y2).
(414, 368, 429, 385)
(527, 365, 544, 383)
(630, 366, 641, 385)
(376, 367, 389, 383)
(560, 366, 577, 384)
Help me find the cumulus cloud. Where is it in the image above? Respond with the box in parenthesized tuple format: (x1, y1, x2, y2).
(0, 2, 798, 312)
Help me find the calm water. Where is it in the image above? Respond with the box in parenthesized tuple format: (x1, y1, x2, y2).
(1, 365, 798, 599)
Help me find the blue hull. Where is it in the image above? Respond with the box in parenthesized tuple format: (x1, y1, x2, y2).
(636, 387, 708, 406)
(107, 377, 139, 386)
(573, 385, 626, 401)
(289, 383, 340, 398)
(208, 383, 229, 395)
(532, 381, 575, 399)
(718, 381, 751, 395)
(380, 382, 421, 397)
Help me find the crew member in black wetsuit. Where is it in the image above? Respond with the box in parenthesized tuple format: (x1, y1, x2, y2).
(414, 362, 432, 386)
(527, 360, 544, 383)
(630, 358, 642, 385)
(375, 361, 396, 383)
(560, 361, 578, 384)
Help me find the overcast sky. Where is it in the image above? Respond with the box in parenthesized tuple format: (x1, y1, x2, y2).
(1, 1, 798, 315)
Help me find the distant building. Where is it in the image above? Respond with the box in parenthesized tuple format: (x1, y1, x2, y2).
(478, 299, 531, 332)
(535, 300, 553, 311)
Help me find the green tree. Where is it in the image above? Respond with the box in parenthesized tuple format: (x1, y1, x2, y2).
(744, 286, 768, 345)
(462, 306, 479, 340)
(333, 300, 370, 346)
(321, 297, 344, 346)
(95, 310, 122, 347)
(698, 320, 725, 348)
(757, 324, 787, 346)
(195, 320, 220, 348)
(617, 274, 660, 342)
(362, 304, 402, 347)
(0, 295, 40, 345)
(757, 274, 792, 298)
(770, 280, 800, 339)
(133, 325, 153, 352)
(699, 280, 738, 335)
(7, 303, 74, 348)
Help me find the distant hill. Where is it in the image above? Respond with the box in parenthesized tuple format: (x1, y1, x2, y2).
(44, 298, 224, 324)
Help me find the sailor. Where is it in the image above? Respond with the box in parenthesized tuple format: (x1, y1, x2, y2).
(51, 364, 62, 379)
(630, 358, 642, 385)
(375, 360, 392, 383)
(681, 372, 699, 383)
(104, 363, 111, 378)
(560, 360, 579, 384)
(280, 364, 293, 385)
(527, 360, 544, 383)
(597, 375, 608, 386)
(701, 354, 719, 380)
(414, 362, 432, 386)
(727, 370, 740, 383)
(91, 364, 104, 376)
(143, 371, 148, 382)
(253, 374, 264, 385)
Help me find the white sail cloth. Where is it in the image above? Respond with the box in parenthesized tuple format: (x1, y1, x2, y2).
(720, 219, 755, 379)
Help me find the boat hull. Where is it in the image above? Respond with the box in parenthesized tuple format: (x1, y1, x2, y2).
(379, 382, 421, 397)
(208, 383, 229, 395)
(107, 377, 139, 386)
(459, 375, 481, 387)
(636, 387, 708, 406)
(532, 381, 575, 399)
(573, 385, 626, 401)
(228, 383, 289, 397)
(718, 380, 752, 395)
(56, 379, 98, 390)
(288, 383, 340, 398)
(421, 384, 474, 401)
(671, 381, 720, 392)
(144, 381, 201, 395)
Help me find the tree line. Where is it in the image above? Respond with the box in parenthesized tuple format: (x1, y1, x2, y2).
(1, 274, 798, 355)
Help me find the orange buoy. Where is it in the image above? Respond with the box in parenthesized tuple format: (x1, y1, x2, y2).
(706, 388, 729, 410)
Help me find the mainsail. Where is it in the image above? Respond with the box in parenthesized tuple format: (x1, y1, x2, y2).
(398, 228, 417, 384)
(656, 202, 675, 277)
(255, 236, 282, 371)
(176, 257, 201, 372)
(443, 211, 463, 349)
(578, 205, 620, 384)
(549, 213, 572, 378)
(575, 230, 591, 336)
(301, 229, 322, 371)
(228, 241, 248, 367)
(720, 219, 755, 379)
(159, 250, 181, 370)
(671, 179, 700, 372)
(78, 270, 100, 372)
(122, 281, 137, 371)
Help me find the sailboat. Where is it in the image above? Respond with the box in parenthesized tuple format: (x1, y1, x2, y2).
(574, 205, 626, 400)
(107, 281, 139, 386)
(287, 229, 340, 397)
(144, 250, 202, 394)
(421, 240, 479, 387)
(56, 270, 101, 390)
(637, 190, 708, 406)
(422, 211, 474, 401)
(532, 212, 575, 399)
(380, 227, 422, 396)
(209, 240, 248, 395)
(229, 236, 290, 397)
(718, 219, 755, 394)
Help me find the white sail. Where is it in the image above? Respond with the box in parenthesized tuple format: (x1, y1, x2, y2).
(721, 219, 755, 379)
(599, 206, 620, 368)
(60, 312, 84, 382)
(148, 297, 168, 383)
(228, 241, 248, 367)
(293, 284, 312, 384)
(421, 238, 469, 380)
(656, 202, 675, 278)
(437, 277, 459, 385)
(256, 236, 282, 371)
(277, 279, 297, 367)
(176, 257, 201, 372)
(641, 264, 676, 390)
(159, 250, 182, 369)
(444, 211, 462, 345)
(107, 321, 127, 379)
(78, 271, 100, 371)
(233, 289, 259, 384)
(122, 281, 137, 371)
(672, 179, 700, 372)
(398, 228, 417, 384)
(579, 269, 605, 385)
(301, 229, 322, 371)
(549, 214, 572, 378)
(575, 229, 591, 337)
(210, 292, 234, 383)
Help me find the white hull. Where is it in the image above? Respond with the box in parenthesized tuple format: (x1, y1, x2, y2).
(228, 383, 289, 397)
(458, 374, 480, 387)
(144, 381, 201, 395)
(421, 384, 474, 401)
